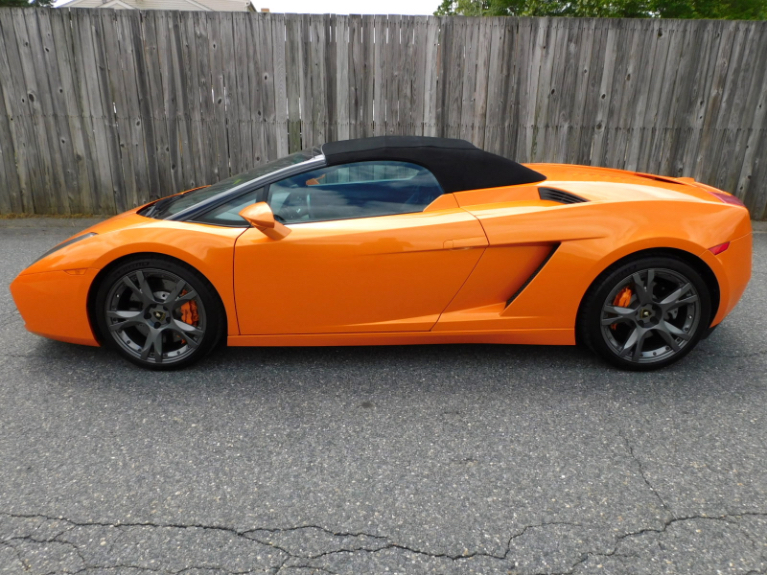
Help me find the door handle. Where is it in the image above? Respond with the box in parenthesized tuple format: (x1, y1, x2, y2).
(443, 237, 488, 249)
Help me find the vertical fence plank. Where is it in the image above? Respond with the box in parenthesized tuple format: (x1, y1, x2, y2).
(285, 14, 302, 152)
(347, 14, 363, 139)
(13, 9, 57, 213)
(418, 16, 438, 138)
(52, 10, 100, 212)
(117, 11, 153, 203)
(70, 9, 118, 213)
(142, 11, 173, 196)
(0, 9, 29, 213)
(44, 10, 89, 214)
(271, 13, 289, 157)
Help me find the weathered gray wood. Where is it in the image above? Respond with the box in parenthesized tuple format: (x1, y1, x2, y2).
(420, 16, 439, 138)
(347, 15, 362, 138)
(231, 12, 252, 173)
(219, 12, 237, 175)
(0, 9, 31, 213)
(141, 11, 174, 196)
(442, 17, 465, 139)
(308, 15, 328, 146)
(254, 13, 276, 163)
(186, 10, 210, 185)
(14, 9, 58, 213)
(46, 10, 90, 214)
(372, 15, 386, 136)
(284, 15, 302, 152)
(383, 15, 401, 135)
(53, 10, 101, 212)
(69, 9, 118, 213)
(1, 10, 767, 217)
(116, 11, 152, 204)
(271, 13, 289, 157)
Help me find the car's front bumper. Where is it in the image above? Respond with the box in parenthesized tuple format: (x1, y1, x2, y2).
(10, 269, 101, 346)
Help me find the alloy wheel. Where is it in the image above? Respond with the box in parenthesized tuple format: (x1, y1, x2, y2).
(599, 268, 701, 364)
(104, 268, 206, 365)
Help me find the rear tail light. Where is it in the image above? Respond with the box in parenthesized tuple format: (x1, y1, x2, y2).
(708, 242, 730, 256)
(706, 190, 745, 207)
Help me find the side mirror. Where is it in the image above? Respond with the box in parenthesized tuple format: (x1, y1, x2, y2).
(238, 202, 291, 240)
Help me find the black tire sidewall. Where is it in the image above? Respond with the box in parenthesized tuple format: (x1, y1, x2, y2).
(94, 256, 225, 370)
(578, 256, 712, 371)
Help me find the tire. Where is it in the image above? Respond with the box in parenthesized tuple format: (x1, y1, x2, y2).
(577, 255, 712, 371)
(94, 256, 225, 370)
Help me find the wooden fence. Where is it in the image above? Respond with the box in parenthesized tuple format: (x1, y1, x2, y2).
(1, 9, 766, 218)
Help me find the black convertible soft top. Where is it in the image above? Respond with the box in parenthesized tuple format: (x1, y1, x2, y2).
(321, 136, 545, 194)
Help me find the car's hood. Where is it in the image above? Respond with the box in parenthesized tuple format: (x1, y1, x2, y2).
(78, 207, 153, 237)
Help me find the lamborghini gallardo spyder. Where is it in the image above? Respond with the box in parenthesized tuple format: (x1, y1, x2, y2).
(10, 136, 752, 370)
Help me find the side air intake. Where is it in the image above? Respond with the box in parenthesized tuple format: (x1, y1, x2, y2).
(539, 187, 587, 204)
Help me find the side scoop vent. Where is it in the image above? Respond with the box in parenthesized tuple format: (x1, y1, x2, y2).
(539, 187, 588, 204)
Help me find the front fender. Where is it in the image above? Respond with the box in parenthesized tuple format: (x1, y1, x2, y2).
(17, 215, 247, 338)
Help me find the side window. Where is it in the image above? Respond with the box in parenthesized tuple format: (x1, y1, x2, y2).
(193, 187, 263, 226)
(268, 161, 443, 224)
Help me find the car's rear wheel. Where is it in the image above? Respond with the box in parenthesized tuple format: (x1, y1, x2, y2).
(578, 256, 712, 370)
(94, 257, 224, 370)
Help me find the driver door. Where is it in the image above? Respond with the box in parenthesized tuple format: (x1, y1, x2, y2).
(233, 161, 488, 335)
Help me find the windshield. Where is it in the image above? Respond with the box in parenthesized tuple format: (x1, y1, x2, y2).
(143, 150, 318, 219)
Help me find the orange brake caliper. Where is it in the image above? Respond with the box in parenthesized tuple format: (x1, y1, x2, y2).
(611, 287, 632, 330)
(179, 294, 199, 343)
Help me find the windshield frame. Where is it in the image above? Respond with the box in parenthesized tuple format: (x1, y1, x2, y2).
(163, 154, 327, 224)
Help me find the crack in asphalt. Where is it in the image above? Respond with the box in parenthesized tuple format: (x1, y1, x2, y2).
(560, 513, 767, 575)
(3, 511, 767, 575)
(618, 431, 676, 520)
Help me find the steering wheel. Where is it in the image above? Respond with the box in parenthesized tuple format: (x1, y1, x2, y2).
(277, 191, 312, 222)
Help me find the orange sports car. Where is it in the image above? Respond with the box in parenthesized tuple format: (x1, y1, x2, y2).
(10, 136, 752, 370)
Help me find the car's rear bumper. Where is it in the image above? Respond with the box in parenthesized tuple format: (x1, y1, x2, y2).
(702, 231, 752, 326)
(10, 269, 100, 346)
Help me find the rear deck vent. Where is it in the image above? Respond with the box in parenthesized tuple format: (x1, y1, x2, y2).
(539, 187, 588, 204)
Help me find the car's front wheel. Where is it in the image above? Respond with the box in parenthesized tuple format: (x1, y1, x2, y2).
(578, 256, 712, 370)
(94, 257, 225, 370)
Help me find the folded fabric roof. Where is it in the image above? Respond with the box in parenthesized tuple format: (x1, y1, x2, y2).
(321, 136, 546, 193)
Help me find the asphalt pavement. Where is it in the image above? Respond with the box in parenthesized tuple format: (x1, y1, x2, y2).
(1, 220, 766, 575)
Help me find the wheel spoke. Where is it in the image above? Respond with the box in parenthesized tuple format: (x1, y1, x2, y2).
(660, 282, 692, 306)
(124, 272, 156, 305)
(170, 290, 198, 309)
(619, 326, 649, 361)
(602, 305, 635, 325)
(656, 327, 680, 352)
(140, 331, 154, 360)
(631, 330, 649, 362)
(166, 279, 187, 304)
(646, 269, 655, 297)
(632, 272, 652, 305)
(122, 276, 143, 297)
(136, 271, 153, 300)
(621, 327, 639, 354)
(140, 329, 163, 362)
(662, 320, 691, 340)
(107, 310, 143, 332)
(663, 293, 698, 312)
(170, 318, 203, 337)
(176, 331, 200, 349)
(154, 332, 163, 363)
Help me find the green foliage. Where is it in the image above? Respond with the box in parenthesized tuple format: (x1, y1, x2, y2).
(434, 0, 767, 19)
(0, 0, 54, 7)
